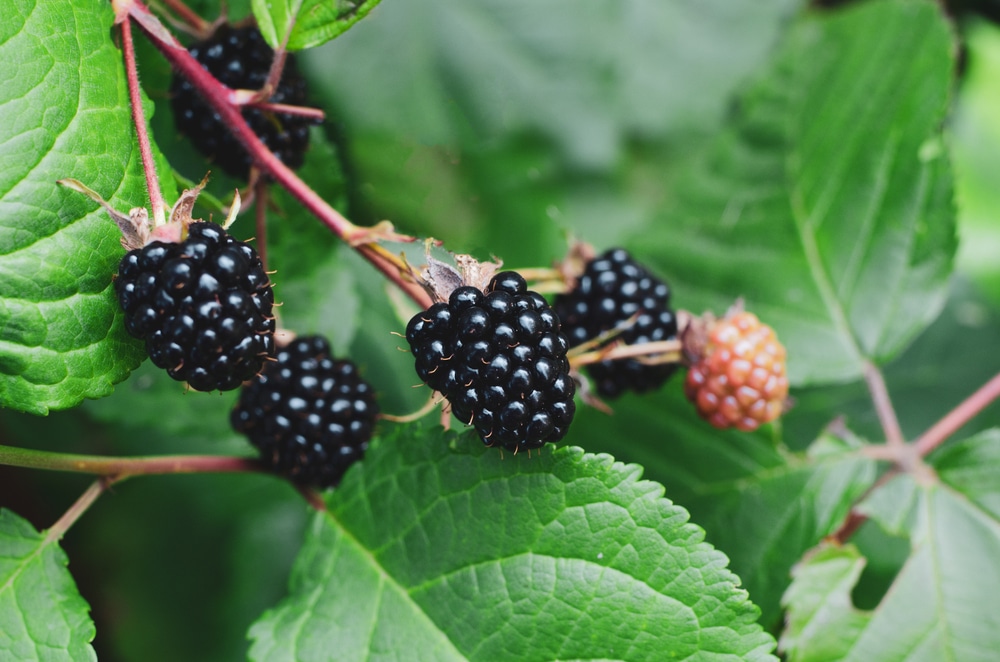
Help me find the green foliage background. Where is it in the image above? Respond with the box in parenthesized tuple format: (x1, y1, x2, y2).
(2, 0, 1000, 660)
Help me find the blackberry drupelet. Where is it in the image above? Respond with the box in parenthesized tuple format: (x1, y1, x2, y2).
(170, 24, 315, 179)
(231, 335, 378, 487)
(115, 221, 275, 391)
(406, 272, 576, 453)
(554, 248, 678, 398)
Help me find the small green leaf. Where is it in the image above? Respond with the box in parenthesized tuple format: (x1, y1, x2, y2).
(249, 425, 778, 661)
(0, 509, 96, 661)
(639, 0, 957, 386)
(0, 0, 160, 412)
(779, 544, 871, 662)
(781, 432, 1000, 661)
(253, 0, 382, 51)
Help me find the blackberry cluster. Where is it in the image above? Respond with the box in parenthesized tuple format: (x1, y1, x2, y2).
(406, 272, 576, 452)
(553, 248, 678, 398)
(231, 335, 378, 487)
(171, 24, 315, 179)
(115, 222, 275, 391)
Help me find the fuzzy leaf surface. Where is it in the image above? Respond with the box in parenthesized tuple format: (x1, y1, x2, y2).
(0, 509, 96, 661)
(780, 432, 1000, 661)
(249, 425, 778, 661)
(0, 0, 156, 413)
(569, 390, 878, 628)
(253, 0, 382, 51)
(638, 0, 957, 386)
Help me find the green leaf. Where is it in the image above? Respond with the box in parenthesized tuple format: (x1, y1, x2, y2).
(637, 0, 957, 386)
(249, 425, 778, 661)
(0, 0, 160, 413)
(253, 0, 382, 51)
(781, 432, 1000, 661)
(300, 0, 800, 256)
(0, 509, 96, 661)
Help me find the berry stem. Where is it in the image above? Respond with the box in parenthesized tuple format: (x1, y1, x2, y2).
(119, 16, 168, 227)
(44, 479, 110, 544)
(863, 361, 905, 449)
(125, 1, 432, 309)
(254, 178, 270, 272)
(569, 339, 683, 369)
(156, 0, 210, 36)
(0, 444, 263, 477)
(913, 369, 1000, 457)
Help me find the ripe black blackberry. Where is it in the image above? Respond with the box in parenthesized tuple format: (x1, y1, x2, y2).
(115, 221, 275, 391)
(406, 271, 576, 452)
(171, 24, 315, 179)
(553, 248, 678, 398)
(231, 335, 378, 487)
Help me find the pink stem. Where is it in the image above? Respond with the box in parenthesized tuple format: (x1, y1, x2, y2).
(159, 0, 210, 34)
(914, 370, 1000, 457)
(44, 480, 109, 544)
(120, 17, 167, 226)
(864, 361, 905, 448)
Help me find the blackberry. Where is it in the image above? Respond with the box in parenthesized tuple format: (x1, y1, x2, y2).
(684, 312, 788, 431)
(554, 248, 678, 398)
(406, 271, 576, 452)
(171, 24, 315, 179)
(231, 335, 378, 487)
(115, 221, 275, 391)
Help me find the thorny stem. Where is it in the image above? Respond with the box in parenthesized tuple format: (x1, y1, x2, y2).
(863, 361, 905, 449)
(125, 0, 432, 309)
(914, 369, 1000, 457)
(45, 480, 110, 544)
(119, 16, 168, 227)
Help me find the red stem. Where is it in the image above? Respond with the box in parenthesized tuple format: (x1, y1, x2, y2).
(120, 17, 167, 226)
(159, 0, 209, 34)
(126, 1, 432, 309)
(914, 370, 1000, 457)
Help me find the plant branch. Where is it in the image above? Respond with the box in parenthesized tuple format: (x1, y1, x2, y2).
(914, 370, 1000, 457)
(125, 0, 432, 309)
(118, 14, 168, 226)
(0, 444, 263, 477)
(44, 480, 110, 544)
(863, 360, 905, 448)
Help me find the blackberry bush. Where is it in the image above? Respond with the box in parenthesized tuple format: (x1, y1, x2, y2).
(115, 221, 275, 392)
(554, 248, 679, 398)
(231, 335, 378, 487)
(171, 24, 315, 179)
(406, 271, 576, 452)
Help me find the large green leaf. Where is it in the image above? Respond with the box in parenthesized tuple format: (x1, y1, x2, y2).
(253, 0, 382, 51)
(636, 0, 957, 386)
(300, 0, 800, 258)
(780, 432, 1000, 661)
(0, 0, 162, 413)
(249, 425, 778, 661)
(0, 509, 96, 661)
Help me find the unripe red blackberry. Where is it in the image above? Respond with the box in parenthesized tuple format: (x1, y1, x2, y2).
(406, 271, 576, 452)
(684, 311, 788, 431)
(231, 335, 379, 487)
(115, 222, 275, 391)
(170, 24, 315, 179)
(554, 248, 678, 398)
